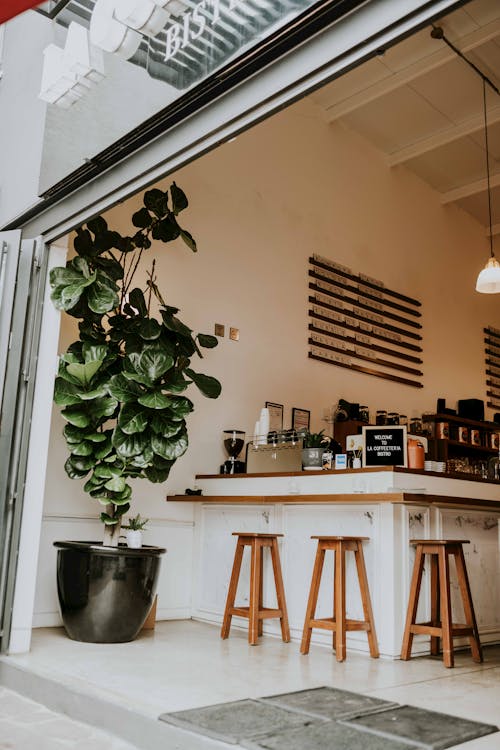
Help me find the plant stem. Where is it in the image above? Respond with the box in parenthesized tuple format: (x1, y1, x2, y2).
(102, 504, 122, 547)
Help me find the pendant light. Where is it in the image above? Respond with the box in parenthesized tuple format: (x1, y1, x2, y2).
(476, 80, 500, 293)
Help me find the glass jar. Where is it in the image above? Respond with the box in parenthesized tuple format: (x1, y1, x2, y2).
(376, 410, 387, 425)
(488, 454, 500, 480)
(399, 414, 408, 428)
(387, 412, 399, 425)
(359, 405, 370, 423)
(410, 417, 422, 434)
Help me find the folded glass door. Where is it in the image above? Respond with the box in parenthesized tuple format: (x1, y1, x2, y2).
(0, 232, 47, 652)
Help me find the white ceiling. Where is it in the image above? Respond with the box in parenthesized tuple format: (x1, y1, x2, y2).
(310, 0, 500, 238)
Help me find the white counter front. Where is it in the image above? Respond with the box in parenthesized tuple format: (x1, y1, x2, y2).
(168, 469, 500, 658)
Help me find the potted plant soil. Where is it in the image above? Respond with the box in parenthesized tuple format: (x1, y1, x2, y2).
(50, 183, 221, 643)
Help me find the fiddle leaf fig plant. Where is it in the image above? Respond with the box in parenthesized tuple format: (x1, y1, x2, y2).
(50, 183, 221, 546)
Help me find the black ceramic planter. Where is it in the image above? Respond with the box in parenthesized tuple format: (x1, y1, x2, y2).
(54, 541, 166, 643)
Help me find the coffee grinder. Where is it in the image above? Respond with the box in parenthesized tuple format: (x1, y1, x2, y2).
(221, 429, 246, 474)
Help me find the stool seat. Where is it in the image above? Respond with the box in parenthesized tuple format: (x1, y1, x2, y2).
(401, 539, 482, 668)
(221, 532, 290, 646)
(300, 535, 378, 661)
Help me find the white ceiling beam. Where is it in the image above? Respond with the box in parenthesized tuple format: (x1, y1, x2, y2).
(441, 172, 500, 203)
(388, 104, 500, 166)
(324, 18, 500, 122)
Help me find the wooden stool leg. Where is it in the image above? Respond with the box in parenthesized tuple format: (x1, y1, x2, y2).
(221, 537, 245, 639)
(438, 546, 454, 668)
(334, 542, 347, 662)
(300, 543, 325, 654)
(454, 547, 483, 664)
(401, 544, 425, 660)
(248, 538, 262, 645)
(430, 553, 440, 656)
(270, 537, 290, 643)
(258, 545, 264, 637)
(354, 541, 379, 658)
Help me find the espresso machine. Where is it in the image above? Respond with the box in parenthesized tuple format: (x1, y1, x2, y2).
(221, 429, 246, 474)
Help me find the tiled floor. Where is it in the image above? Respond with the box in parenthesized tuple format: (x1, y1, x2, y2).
(0, 621, 499, 749)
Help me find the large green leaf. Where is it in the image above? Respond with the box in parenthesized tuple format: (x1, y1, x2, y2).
(87, 396, 119, 421)
(87, 216, 108, 235)
(144, 188, 169, 218)
(140, 319, 161, 340)
(152, 216, 179, 242)
(160, 368, 190, 393)
(79, 385, 108, 400)
(50, 259, 97, 311)
(93, 464, 121, 480)
(107, 373, 143, 403)
(150, 412, 183, 437)
(127, 344, 174, 384)
(160, 308, 192, 339)
(171, 182, 188, 214)
(82, 343, 108, 363)
(70, 441, 94, 457)
(87, 276, 119, 314)
(104, 475, 126, 493)
(66, 360, 103, 386)
(132, 207, 152, 229)
(86, 431, 108, 442)
(64, 457, 91, 479)
(185, 368, 222, 399)
(151, 430, 188, 460)
(112, 428, 147, 457)
(166, 396, 194, 419)
(95, 256, 124, 280)
(130, 446, 154, 467)
(180, 229, 197, 252)
(198, 333, 218, 349)
(73, 228, 94, 255)
(53, 378, 82, 407)
(61, 407, 90, 428)
(95, 440, 113, 460)
(64, 424, 87, 443)
(145, 463, 173, 482)
(128, 288, 148, 317)
(118, 403, 149, 434)
(137, 390, 171, 409)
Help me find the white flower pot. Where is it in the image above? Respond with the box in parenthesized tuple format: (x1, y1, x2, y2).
(126, 530, 143, 549)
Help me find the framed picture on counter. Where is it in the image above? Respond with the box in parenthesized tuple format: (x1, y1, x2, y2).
(265, 402, 284, 432)
(292, 407, 310, 432)
(362, 425, 407, 467)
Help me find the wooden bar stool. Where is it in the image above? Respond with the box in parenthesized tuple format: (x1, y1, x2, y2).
(401, 540, 483, 668)
(221, 532, 290, 646)
(300, 536, 379, 661)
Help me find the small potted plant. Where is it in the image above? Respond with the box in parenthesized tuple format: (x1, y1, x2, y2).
(123, 514, 149, 548)
(301, 430, 331, 470)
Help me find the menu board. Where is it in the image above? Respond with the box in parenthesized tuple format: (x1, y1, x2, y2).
(363, 426, 408, 467)
(484, 326, 500, 409)
(308, 254, 424, 388)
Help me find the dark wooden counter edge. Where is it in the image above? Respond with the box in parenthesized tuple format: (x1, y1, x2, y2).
(167, 492, 500, 509)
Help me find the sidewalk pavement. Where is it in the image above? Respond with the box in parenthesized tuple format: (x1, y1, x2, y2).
(0, 686, 140, 750)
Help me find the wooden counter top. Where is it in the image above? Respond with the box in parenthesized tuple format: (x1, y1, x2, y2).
(167, 492, 500, 509)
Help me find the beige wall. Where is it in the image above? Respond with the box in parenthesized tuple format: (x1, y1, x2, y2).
(38, 95, 499, 622)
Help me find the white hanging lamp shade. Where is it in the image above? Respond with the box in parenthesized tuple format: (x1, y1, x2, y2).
(476, 256, 500, 294)
(115, 0, 169, 37)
